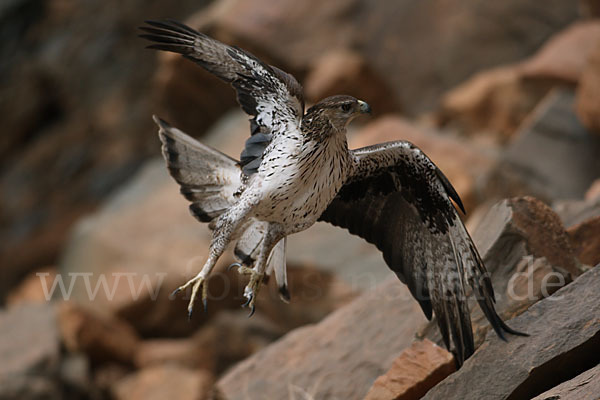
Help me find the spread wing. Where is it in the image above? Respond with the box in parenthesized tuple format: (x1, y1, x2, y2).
(319, 141, 524, 365)
(140, 20, 305, 175)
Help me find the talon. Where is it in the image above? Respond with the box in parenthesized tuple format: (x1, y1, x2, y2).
(203, 297, 208, 313)
(187, 307, 193, 321)
(242, 293, 253, 308)
(228, 262, 243, 271)
(170, 287, 181, 299)
(248, 304, 256, 318)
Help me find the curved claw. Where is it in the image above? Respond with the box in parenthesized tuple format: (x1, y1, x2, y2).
(170, 287, 182, 300)
(203, 297, 208, 313)
(227, 262, 243, 271)
(242, 293, 253, 308)
(247, 304, 256, 318)
(187, 307, 193, 321)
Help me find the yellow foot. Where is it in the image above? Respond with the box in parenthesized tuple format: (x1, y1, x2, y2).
(170, 274, 208, 320)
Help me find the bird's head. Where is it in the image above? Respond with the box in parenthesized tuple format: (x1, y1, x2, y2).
(304, 95, 371, 133)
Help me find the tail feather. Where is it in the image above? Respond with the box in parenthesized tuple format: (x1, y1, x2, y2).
(154, 115, 241, 225)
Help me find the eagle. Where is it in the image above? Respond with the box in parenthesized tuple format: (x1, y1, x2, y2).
(140, 20, 525, 365)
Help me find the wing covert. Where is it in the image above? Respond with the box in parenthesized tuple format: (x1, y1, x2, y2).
(319, 141, 524, 365)
(140, 20, 305, 175)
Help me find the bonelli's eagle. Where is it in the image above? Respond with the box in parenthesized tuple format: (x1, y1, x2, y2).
(140, 20, 525, 366)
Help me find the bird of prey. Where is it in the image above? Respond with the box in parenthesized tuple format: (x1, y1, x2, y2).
(140, 20, 525, 365)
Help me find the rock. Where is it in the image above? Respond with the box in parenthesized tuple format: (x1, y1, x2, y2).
(304, 50, 401, 115)
(349, 115, 497, 213)
(364, 339, 455, 400)
(217, 279, 428, 400)
(482, 89, 600, 203)
(531, 363, 600, 400)
(0, 303, 61, 398)
(58, 301, 140, 365)
(520, 21, 600, 82)
(567, 216, 600, 267)
(585, 178, 600, 201)
(422, 265, 600, 400)
(135, 310, 285, 374)
(190, 0, 578, 117)
(438, 21, 600, 140)
(422, 196, 579, 349)
(6, 267, 57, 307)
(576, 41, 600, 134)
(437, 65, 550, 141)
(134, 337, 214, 371)
(580, 0, 600, 17)
(0, 0, 211, 302)
(113, 365, 214, 400)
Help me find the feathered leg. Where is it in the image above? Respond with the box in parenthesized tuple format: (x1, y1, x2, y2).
(173, 201, 254, 318)
(231, 223, 285, 316)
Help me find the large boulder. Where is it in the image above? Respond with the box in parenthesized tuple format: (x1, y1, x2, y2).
(482, 89, 600, 203)
(438, 21, 600, 140)
(576, 41, 600, 134)
(0, 0, 212, 302)
(217, 279, 429, 400)
(423, 265, 600, 400)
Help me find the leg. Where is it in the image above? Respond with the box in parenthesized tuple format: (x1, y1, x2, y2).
(173, 201, 254, 318)
(232, 223, 285, 316)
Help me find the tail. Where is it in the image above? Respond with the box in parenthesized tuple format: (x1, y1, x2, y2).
(153, 115, 241, 227)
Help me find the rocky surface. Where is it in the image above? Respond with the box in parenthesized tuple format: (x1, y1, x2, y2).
(217, 279, 428, 400)
(112, 365, 214, 400)
(4, 2, 600, 400)
(422, 196, 579, 349)
(576, 40, 600, 134)
(0, 0, 211, 303)
(58, 301, 140, 365)
(364, 339, 455, 400)
(482, 89, 600, 203)
(531, 363, 600, 400)
(438, 21, 600, 140)
(423, 265, 600, 400)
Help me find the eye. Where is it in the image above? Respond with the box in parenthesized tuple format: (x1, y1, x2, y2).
(341, 103, 352, 112)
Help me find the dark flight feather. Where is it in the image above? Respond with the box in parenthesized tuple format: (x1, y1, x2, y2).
(320, 141, 526, 366)
(141, 20, 305, 176)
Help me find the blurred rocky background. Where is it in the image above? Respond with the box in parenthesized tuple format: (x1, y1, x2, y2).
(1, 0, 599, 399)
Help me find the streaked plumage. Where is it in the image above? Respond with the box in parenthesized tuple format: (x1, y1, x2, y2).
(141, 20, 525, 366)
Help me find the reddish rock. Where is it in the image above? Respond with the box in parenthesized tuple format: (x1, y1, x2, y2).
(113, 365, 214, 400)
(567, 216, 600, 267)
(349, 115, 496, 213)
(217, 279, 428, 400)
(304, 50, 401, 115)
(364, 339, 455, 400)
(134, 337, 214, 372)
(585, 179, 600, 201)
(190, 0, 578, 116)
(6, 267, 57, 307)
(134, 310, 285, 375)
(423, 265, 600, 400)
(576, 41, 600, 134)
(520, 21, 600, 82)
(438, 21, 600, 140)
(58, 301, 140, 365)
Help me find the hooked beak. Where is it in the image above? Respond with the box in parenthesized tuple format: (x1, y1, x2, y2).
(358, 100, 372, 115)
